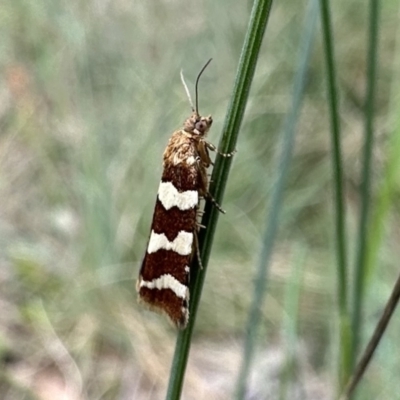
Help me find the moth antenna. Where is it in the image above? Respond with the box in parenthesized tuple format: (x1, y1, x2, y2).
(180, 69, 195, 113)
(195, 58, 212, 115)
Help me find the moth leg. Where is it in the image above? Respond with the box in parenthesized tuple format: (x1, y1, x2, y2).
(205, 191, 225, 214)
(196, 208, 205, 224)
(193, 229, 203, 269)
(205, 141, 237, 158)
(197, 141, 212, 167)
(196, 157, 226, 214)
(197, 209, 205, 216)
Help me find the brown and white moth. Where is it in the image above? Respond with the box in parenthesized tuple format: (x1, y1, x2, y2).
(137, 59, 233, 329)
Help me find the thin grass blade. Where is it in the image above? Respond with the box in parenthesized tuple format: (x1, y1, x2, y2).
(319, 0, 351, 388)
(235, 1, 319, 398)
(351, 0, 380, 372)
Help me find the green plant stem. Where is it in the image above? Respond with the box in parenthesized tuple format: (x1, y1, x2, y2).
(166, 1, 274, 399)
(366, 1, 400, 294)
(235, 1, 318, 398)
(319, 0, 351, 388)
(351, 0, 380, 371)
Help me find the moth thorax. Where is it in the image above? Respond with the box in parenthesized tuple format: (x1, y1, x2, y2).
(183, 112, 213, 136)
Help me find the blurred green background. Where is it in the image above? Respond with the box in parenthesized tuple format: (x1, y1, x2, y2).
(1, 0, 400, 399)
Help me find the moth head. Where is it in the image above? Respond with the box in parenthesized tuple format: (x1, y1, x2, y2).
(180, 59, 213, 137)
(184, 112, 213, 136)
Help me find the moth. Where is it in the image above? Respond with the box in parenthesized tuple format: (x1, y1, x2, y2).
(137, 59, 234, 329)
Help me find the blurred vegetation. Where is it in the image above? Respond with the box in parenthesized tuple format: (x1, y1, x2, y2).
(1, 0, 400, 399)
